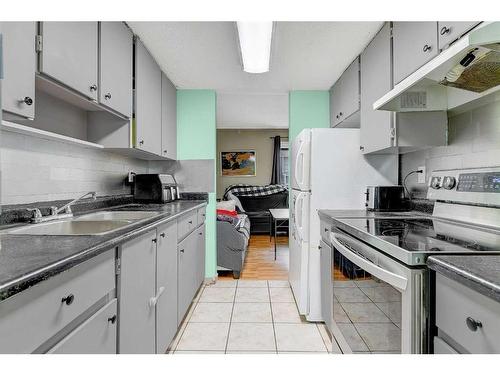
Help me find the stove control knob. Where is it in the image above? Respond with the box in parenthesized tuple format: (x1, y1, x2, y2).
(442, 176, 456, 190)
(430, 176, 442, 189)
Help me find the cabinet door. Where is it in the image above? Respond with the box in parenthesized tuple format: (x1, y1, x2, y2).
(49, 299, 117, 354)
(0, 22, 36, 119)
(196, 224, 206, 287)
(40, 22, 98, 100)
(360, 23, 394, 154)
(99, 22, 133, 118)
(393, 22, 438, 84)
(135, 39, 162, 155)
(438, 22, 480, 50)
(330, 77, 342, 127)
(156, 221, 178, 354)
(177, 231, 198, 323)
(161, 73, 177, 159)
(340, 57, 360, 121)
(119, 231, 156, 354)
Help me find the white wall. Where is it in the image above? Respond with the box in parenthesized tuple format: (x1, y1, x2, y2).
(401, 101, 500, 199)
(0, 130, 149, 205)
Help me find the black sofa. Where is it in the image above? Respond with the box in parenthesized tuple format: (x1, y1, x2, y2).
(237, 191, 288, 234)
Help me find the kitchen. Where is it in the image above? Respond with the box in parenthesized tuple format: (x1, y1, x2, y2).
(0, 0, 499, 371)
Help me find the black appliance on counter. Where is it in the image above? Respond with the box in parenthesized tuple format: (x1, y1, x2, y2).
(134, 174, 180, 203)
(365, 185, 407, 211)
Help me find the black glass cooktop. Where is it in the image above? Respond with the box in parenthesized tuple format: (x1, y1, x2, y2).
(338, 217, 500, 254)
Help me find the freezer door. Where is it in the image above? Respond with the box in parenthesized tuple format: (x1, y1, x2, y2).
(291, 190, 310, 243)
(291, 129, 311, 191)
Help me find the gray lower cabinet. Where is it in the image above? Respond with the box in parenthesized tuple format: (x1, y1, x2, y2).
(178, 230, 201, 323)
(435, 273, 500, 354)
(360, 22, 447, 154)
(118, 230, 157, 354)
(134, 38, 162, 155)
(155, 221, 179, 353)
(0, 22, 37, 119)
(331, 57, 360, 127)
(196, 224, 206, 287)
(438, 22, 480, 50)
(392, 22, 438, 84)
(48, 299, 118, 354)
(99, 22, 133, 118)
(161, 73, 177, 159)
(39, 22, 99, 100)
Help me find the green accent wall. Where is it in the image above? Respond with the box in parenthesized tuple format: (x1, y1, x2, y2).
(289, 90, 330, 142)
(177, 90, 217, 278)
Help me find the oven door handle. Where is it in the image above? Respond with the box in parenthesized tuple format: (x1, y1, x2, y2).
(330, 233, 408, 291)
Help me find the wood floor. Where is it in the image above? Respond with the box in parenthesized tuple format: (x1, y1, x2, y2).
(218, 234, 289, 280)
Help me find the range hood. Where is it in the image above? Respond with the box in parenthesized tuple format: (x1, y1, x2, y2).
(374, 22, 500, 113)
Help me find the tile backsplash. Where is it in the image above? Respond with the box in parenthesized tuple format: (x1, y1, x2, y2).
(401, 101, 500, 199)
(0, 130, 149, 205)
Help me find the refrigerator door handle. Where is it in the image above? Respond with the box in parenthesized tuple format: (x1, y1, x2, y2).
(295, 192, 304, 241)
(294, 140, 305, 188)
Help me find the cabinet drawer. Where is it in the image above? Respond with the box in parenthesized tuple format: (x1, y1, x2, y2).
(177, 211, 197, 240)
(320, 220, 331, 244)
(436, 273, 500, 353)
(48, 299, 117, 354)
(197, 207, 206, 225)
(0, 251, 115, 353)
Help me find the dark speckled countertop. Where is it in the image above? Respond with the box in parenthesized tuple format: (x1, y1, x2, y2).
(428, 255, 500, 303)
(0, 200, 207, 302)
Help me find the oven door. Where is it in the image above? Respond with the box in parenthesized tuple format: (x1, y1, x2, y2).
(330, 229, 427, 354)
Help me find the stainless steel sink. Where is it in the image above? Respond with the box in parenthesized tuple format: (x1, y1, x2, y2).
(75, 211, 160, 222)
(8, 220, 133, 236)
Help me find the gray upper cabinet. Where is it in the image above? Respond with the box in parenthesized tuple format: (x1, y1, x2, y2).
(0, 22, 36, 119)
(39, 22, 99, 100)
(155, 222, 178, 354)
(119, 231, 156, 354)
(438, 22, 480, 50)
(360, 23, 448, 154)
(99, 22, 133, 118)
(330, 57, 360, 127)
(161, 73, 177, 159)
(360, 23, 393, 153)
(393, 22, 438, 84)
(134, 38, 162, 155)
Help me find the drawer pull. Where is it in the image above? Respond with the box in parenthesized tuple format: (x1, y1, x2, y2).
(152, 238, 157, 243)
(160, 232, 165, 238)
(180, 249, 185, 253)
(466, 317, 482, 332)
(324, 228, 329, 232)
(108, 315, 117, 324)
(423, 44, 432, 52)
(188, 220, 193, 224)
(61, 294, 75, 306)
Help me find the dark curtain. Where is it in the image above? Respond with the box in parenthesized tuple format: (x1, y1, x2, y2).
(270, 135, 281, 185)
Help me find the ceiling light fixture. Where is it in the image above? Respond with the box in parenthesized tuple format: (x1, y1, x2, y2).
(236, 21, 273, 74)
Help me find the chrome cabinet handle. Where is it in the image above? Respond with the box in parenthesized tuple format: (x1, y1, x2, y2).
(423, 44, 432, 52)
(160, 232, 165, 238)
(108, 315, 117, 324)
(188, 220, 193, 224)
(22, 96, 33, 106)
(440, 26, 451, 35)
(163, 150, 167, 154)
(152, 238, 157, 243)
(104, 93, 112, 100)
(324, 228, 329, 232)
(149, 287, 165, 308)
(339, 111, 343, 116)
(90, 84, 98, 92)
(180, 249, 185, 253)
(139, 140, 144, 145)
(61, 294, 75, 305)
(466, 317, 482, 331)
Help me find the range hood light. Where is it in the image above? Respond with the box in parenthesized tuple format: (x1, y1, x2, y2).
(237, 22, 273, 74)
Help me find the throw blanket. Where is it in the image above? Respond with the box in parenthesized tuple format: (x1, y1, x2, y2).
(223, 184, 288, 212)
(217, 213, 250, 240)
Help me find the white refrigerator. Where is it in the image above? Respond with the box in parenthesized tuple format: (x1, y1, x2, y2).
(289, 128, 398, 321)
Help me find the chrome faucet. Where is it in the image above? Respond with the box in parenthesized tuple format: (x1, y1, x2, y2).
(27, 192, 97, 224)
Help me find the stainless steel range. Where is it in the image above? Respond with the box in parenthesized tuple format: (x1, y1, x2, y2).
(324, 166, 500, 354)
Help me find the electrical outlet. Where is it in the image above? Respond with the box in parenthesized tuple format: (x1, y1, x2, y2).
(417, 166, 426, 184)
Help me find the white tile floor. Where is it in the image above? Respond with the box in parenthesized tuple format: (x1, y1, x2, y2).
(169, 279, 341, 354)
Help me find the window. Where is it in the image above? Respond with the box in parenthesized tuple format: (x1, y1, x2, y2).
(280, 139, 289, 186)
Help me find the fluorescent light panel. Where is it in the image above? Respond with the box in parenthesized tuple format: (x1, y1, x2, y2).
(237, 21, 273, 74)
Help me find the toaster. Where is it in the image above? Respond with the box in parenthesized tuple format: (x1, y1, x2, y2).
(365, 186, 407, 211)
